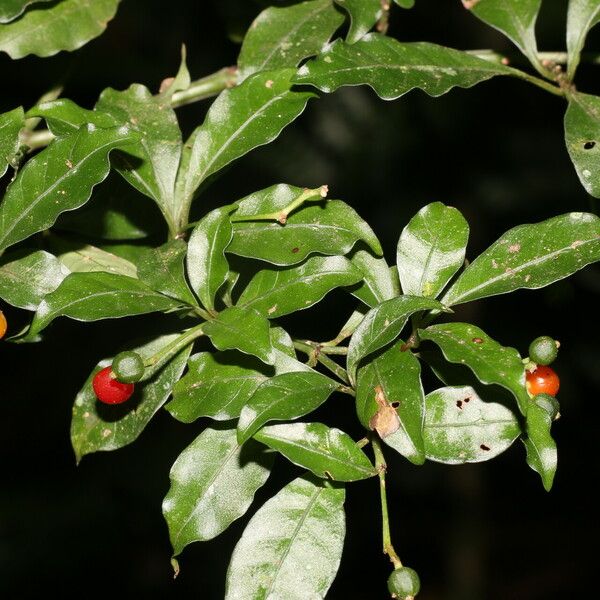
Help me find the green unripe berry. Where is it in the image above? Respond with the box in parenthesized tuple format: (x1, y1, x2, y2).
(534, 393, 561, 421)
(112, 351, 145, 383)
(528, 336, 559, 366)
(387, 566, 420, 599)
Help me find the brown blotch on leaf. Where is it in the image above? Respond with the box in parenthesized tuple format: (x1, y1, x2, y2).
(456, 400, 463, 409)
(369, 385, 400, 438)
(463, 396, 471, 403)
(480, 444, 490, 451)
(472, 337, 484, 344)
(584, 141, 596, 150)
(291, 247, 299, 253)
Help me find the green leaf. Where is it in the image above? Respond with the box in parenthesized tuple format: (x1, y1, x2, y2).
(0, 107, 24, 177)
(237, 371, 338, 444)
(0, 0, 52, 23)
(187, 207, 233, 311)
(294, 34, 512, 100)
(462, 0, 541, 68)
(335, 0, 383, 44)
(168, 352, 271, 422)
(0, 124, 137, 252)
(567, 0, 600, 79)
(225, 475, 345, 600)
(26, 98, 118, 137)
(202, 306, 275, 365)
(523, 402, 557, 491)
(229, 198, 382, 266)
(442, 212, 600, 306)
(163, 426, 273, 555)
(238, 0, 344, 79)
(564, 92, 600, 197)
(347, 295, 445, 384)
(419, 322, 530, 415)
(95, 84, 184, 234)
(356, 341, 425, 465)
(348, 250, 399, 307)
(53, 241, 138, 278)
(0, 250, 69, 310)
(255, 423, 377, 481)
(176, 69, 315, 211)
(397, 202, 469, 298)
(394, 0, 415, 8)
(0, 0, 121, 59)
(237, 255, 362, 318)
(27, 271, 181, 338)
(423, 385, 520, 464)
(137, 240, 197, 306)
(70, 333, 192, 462)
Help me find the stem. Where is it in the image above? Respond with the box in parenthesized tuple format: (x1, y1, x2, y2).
(293, 340, 351, 384)
(144, 322, 205, 370)
(231, 185, 328, 224)
(371, 435, 402, 569)
(295, 339, 348, 355)
(170, 66, 238, 109)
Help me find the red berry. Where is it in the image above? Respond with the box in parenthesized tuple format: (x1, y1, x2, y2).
(92, 366, 134, 404)
(0, 310, 7, 340)
(526, 365, 560, 397)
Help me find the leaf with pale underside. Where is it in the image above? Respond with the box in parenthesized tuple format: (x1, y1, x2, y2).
(0, 107, 24, 177)
(567, 0, 600, 79)
(70, 333, 191, 462)
(0, 0, 52, 23)
(237, 255, 362, 318)
(0, 0, 121, 59)
(335, 0, 383, 44)
(419, 322, 530, 415)
(294, 34, 513, 100)
(0, 250, 69, 310)
(225, 475, 345, 600)
(442, 212, 600, 306)
(356, 341, 425, 465)
(423, 385, 520, 464)
(237, 371, 338, 443)
(56, 243, 137, 278)
(348, 250, 399, 307)
(397, 201, 469, 298)
(254, 422, 377, 481)
(0, 124, 137, 252)
(523, 401, 557, 491)
(238, 0, 344, 80)
(162, 426, 273, 555)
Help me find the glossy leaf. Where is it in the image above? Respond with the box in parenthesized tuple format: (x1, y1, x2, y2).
(54, 241, 138, 278)
(335, 0, 382, 44)
(176, 69, 315, 210)
(349, 250, 399, 307)
(419, 322, 530, 415)
(237, 255, 362, 318)
(237, 371, 338, 443)
(187, 207, 233, 311)
(0, 0, 52, 23)
(423, 386, 520, 464)
(295, 34, 512, 100)
(442, 212, 600, 305)
(225, 475, 345, 600)
(95, 84, 183, 233)
(565, 93, 600, 197)
(0, 250, 69, 310)
(229, 199, 382, 266)
(347, 295, 445, 384)
(356, 341, 425, 464)
(27, 272, 180, 338)
(0, 107, 24, 177)
(163, 426, 273, 555)
(168, 352, 271, 422)
(26, 98, 118, 137)
(462, 0, 541, 67)
(255, 422, 377, 481)
(0, 124, 136, 252)
(238, 0, 344, 79)
(394, 0, 415, 7)
(137, 240, 197, 306)
(523, 402, 557, 491)
(397, 202, 469, 298)
(70, 333, 191, 461)
(0, 0, 121, 59)
(567, 0, 600, 78)
(202, 306, 275, 365)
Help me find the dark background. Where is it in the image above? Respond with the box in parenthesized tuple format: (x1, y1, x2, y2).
(1, 1, 599, 598)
